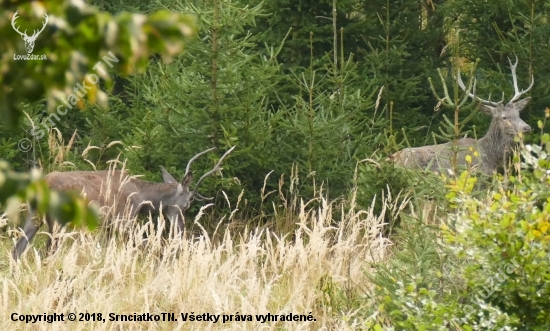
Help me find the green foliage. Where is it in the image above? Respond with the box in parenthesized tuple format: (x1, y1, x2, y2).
(115, 0, 282, 211)
(245, 0, 452, 149)
(443, 141, 550, 329)
(243, 0, 362, 69)
(1, 0, 196, 128)
(364, 141, 550, 329)
(357, 0, 447, 145)
(363, 210, 519, 330)
(361, 128, 550, 329)
(356, 160, 414, 231)
(366, 220, 450, 329)
(427, 55, 480, 147)
(375, 274, 516, 330)
(268, 53, 382, 205)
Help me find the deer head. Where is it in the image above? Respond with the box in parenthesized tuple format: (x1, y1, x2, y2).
(458, 56, 533, 137)
(11, 11, 49, 54)
(159, 146, 236, 223)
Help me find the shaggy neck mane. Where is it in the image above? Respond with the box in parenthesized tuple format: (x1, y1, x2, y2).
(478, 118, 513, 172)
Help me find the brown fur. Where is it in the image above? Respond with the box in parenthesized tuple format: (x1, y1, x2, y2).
(12, 146, 236, 260)
(44, 170, 180, 218)
(12, 168, 193, 260)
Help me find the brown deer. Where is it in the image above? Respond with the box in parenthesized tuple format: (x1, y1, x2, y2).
(12, 146, 235, 260)
(390, 58, 533, 175)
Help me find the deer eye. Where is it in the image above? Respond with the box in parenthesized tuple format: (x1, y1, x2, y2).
(502, 116, 508, 120)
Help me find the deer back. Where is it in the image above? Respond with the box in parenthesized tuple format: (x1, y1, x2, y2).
(45, 170, 137, 217)
(391, 138, 480, 174)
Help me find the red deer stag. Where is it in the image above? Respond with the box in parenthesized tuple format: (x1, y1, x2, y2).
(12, 146, 235, 260)
(390, 58, 533, 175)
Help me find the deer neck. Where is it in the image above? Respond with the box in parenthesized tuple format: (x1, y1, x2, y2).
(134, 180, 179, 212)
(477, 119, 513, 173)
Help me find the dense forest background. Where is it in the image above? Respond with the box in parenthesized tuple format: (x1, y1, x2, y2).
(2, 0, 549, 221)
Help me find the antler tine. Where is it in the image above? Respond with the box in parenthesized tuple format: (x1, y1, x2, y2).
(11, 11, 25, 37)
(508, 56, 534, 103)
(193, 145, 236, 198)
(193, 192, 213, 202)
(458, 67, 501, 106)
(457, 68, 477, 100)
(184, 147, 216, 176)
(32, 13, 48, 37)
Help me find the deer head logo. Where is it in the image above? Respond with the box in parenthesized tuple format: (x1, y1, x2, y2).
(11, 11, 49, 54)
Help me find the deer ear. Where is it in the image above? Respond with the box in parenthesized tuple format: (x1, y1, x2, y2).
(479, 104, 495, 115)
(181, 171, 193, 188)
(512, 97, 531, 112)
(161, 166, 177, 183)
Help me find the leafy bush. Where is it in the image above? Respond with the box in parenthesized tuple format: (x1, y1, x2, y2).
(365, 216, 517, 330)
(443, 139, 550, 329)
(365, 134, 550, 329)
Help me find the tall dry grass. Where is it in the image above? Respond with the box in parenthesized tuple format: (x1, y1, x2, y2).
(0, 134, 403, 330)
(0, 186, 399, 330)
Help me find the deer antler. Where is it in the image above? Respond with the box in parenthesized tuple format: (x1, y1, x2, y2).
(31, 13, 49, 38)
(457, 68, 504, 106)
(11, 12, 48, 38)
(11, 11, 26, 37)
(184, 147, 215, 176)
(192, 192, 212, 202)
(508, 56, 534, 103)
(192, 146, 236, 200)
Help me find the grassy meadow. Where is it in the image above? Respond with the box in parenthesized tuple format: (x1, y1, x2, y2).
(0, 178, 403, 330)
